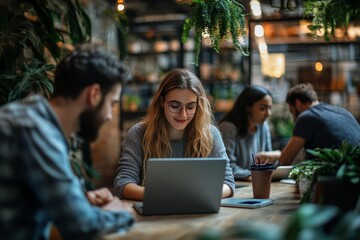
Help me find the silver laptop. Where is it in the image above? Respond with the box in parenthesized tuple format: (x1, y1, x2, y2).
(133, 157, 226, 215)
(271, 165, 293, 181)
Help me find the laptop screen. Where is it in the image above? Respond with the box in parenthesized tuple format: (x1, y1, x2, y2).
(134, 157, 227, 215)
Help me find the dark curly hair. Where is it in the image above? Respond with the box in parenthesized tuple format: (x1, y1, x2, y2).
(286, 83, 318, 106)
(53, 43, 131, 99)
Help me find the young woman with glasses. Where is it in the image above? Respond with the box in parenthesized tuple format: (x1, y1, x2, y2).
(114, 68, 235, 200)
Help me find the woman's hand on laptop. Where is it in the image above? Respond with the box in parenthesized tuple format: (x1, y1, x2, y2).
(86, 187, 114, 206)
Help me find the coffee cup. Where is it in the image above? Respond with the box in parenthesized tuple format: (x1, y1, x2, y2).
(250, 163, 274, 199)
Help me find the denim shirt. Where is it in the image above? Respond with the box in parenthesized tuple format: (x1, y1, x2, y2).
(218, 121, 273, 179)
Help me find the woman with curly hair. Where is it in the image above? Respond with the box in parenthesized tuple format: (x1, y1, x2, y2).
(114, 68, 235, 200)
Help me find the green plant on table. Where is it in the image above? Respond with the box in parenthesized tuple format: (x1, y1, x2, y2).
(303, 0, 360, 41)
(178, 0, 249, 66)
(289, 141, 360, 203)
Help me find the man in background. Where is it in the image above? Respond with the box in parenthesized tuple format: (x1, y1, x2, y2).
(0, 44, 134, 239)
(279, 83, 360, 165)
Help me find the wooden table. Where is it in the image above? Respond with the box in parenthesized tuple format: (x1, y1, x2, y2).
(104, 182, 300, 240)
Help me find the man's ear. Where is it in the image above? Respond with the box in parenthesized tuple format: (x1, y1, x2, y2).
(87, 84, 102, 107)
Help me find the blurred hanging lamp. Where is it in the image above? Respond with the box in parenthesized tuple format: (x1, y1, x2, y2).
(117, 0, 125, 12)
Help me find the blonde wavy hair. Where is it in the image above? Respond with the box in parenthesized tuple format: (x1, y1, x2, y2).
(141, 68, 214, 182)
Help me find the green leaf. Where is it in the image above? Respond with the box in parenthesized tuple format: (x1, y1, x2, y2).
(283, 204, 339, 239)
(179, 0, 248, 65)
(303, 0, 360, 40)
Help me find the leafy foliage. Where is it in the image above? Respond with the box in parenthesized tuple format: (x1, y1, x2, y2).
(303, 0, 360, 40)
(0, 0, 91, 105)
(0, 0, 102, 186)
(0, 59, 54, 103)
(198, 204, 360, 240)
(289, 142, 360, 202)
(179, 0, 249, 66)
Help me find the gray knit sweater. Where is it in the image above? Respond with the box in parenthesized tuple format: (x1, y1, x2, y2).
(114, 123, 235, 199)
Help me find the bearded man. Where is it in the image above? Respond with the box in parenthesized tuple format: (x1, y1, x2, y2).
(0, 44, 134, 240)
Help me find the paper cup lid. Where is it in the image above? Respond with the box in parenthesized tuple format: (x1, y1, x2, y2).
(250, 163, 274, 171)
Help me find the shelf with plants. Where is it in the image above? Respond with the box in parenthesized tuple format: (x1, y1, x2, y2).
(125, 18, 198, 80)
(249, 15, 360, 112)
(250, 17, 360, 46)
(198, 38, 250, 83)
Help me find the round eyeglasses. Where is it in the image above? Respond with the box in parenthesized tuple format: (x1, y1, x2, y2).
(164, 100, 197, 115)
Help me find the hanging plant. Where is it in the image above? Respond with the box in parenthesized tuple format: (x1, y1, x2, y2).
(178, 0, 249, 66)
(303, 0, 360, 41)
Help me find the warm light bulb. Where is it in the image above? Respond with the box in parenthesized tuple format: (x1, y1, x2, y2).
(315, 61, 323, 72)
(117, 4, 125, 11)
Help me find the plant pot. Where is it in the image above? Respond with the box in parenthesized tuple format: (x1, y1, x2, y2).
(312, 176, 360, 212)
(298, 176, 312, 198)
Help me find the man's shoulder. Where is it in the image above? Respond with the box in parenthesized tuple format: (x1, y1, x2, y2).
(0, 96, 50, 127)
(313, 102, 344, 111)
(310, 103, 353, 117)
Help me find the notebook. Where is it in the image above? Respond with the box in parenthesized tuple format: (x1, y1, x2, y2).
(133, 157, 227, 215)
(221, 198, 274, 209)
(271, 166, 293, 181)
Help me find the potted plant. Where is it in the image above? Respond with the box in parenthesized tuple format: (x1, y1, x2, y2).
(289, 142, 360, 211)
(127, 95, 142, 112)
(288, 161, 322, 199)
(176, 0, 249, 66)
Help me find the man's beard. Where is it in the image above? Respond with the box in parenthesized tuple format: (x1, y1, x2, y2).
(77, 105, 103, 143)
(294, 108, 301, 120)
